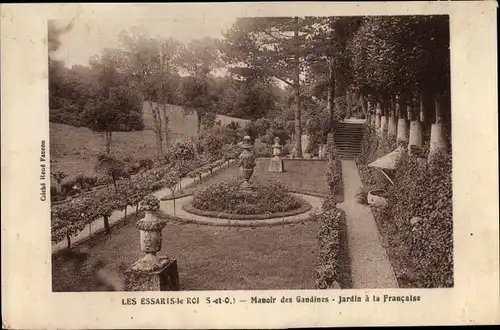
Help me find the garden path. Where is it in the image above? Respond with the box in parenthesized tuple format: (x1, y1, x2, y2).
(338, 159, 399, 288)
(51, 161, 233, 253)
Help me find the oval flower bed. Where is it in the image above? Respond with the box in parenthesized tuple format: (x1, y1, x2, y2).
(188, 178, 309, 219)
(182, 198, 311, 220)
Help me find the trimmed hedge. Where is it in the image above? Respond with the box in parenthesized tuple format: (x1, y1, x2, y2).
(315, 196, 350, 289)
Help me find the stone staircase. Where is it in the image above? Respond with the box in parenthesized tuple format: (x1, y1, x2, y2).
(333, 121, 365, 159)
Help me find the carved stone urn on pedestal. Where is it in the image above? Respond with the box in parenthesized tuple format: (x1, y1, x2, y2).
(238, 135, 256, 189)
(124, 194, 179, 291)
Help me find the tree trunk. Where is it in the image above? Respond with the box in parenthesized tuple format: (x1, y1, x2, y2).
(124, 205, 128, 219)
(105, 132, 112, 154)
(327, 60, 335, 129)
(104, 215, 111, 234)
(162, 104, 169, 149)
(197, 113, 202, 134)
(294, 17, 303, 158)
(136, 203, 139, 217)
(66, 235, 71, 249)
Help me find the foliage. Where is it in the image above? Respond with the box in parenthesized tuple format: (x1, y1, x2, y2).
(164, 139, 197, 165)
(385, 150, 453, 287)
(139, 194, 161, 212)
(315, 198, 344, 289)
(192, 178, 301, 214)
(305, 108, 330, 154)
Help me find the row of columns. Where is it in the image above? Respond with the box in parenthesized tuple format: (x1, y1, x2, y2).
(367, 104, 447, 157)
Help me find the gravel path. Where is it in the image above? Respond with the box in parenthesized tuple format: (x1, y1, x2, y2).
(159, 193, 324, 226)
(338, 159, 399, 288)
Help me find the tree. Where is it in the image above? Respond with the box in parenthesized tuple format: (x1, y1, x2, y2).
(304, 17, 362, 125)
(224, 17, 319, 158)
(94, 155, 126, 191)
(179, 37, 223, 133)
(51, 171, 67, 194)
(118, 27, 182, 157)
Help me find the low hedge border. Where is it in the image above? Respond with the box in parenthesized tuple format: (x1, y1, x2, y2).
(315, 199, 352, 290)
(181, 198, 312, 220)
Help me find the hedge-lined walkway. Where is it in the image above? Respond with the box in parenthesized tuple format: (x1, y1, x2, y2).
(338, 159, 398, 288)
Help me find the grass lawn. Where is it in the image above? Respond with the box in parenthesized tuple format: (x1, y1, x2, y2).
(178, 158, 341, 201)
(50, 103, 249, 181)
(52, 216, 319, 291)
(52, 159, 335, 292)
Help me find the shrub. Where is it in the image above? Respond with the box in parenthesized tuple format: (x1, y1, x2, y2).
(315, 199, 344, 289)
(325, 144, 342, 196)
(192, 178, 301, 214)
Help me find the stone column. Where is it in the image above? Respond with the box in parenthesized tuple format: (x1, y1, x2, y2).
(124, 203, 180, 291)
(388, 115, 397, 137)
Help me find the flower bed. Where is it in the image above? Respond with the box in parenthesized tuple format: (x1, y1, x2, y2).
(191, 178, 302, 215)
(182, 197, 311, 220)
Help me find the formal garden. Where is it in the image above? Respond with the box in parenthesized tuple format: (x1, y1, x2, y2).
(50, 15, 452, 291)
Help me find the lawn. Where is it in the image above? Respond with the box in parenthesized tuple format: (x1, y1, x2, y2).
(52, 159, 332, 292)
(52, 216, 319, 291)
(178, 158, 336, 198)
(49, 102, 249, 181)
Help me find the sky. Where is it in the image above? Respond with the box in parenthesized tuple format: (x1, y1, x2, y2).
(51, 16, 237, 68)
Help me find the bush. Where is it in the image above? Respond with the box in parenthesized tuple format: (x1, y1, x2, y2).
(192, 178, 301, 214)
(386, 150, 453, 287)
(325, 143, 342, 196)
(315, 197, 345, 289)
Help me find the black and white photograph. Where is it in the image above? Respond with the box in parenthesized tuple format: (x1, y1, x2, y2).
(48, 13, 453, 293)
(2, 1, 499, 328)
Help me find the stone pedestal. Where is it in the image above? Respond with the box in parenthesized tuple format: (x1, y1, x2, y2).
(269, 158, 284, 172)
(408, 120, 423, 153)
(124, 258, 180, 291)
(397, 118, 408, 143)
(388, 116, 397, 137)
(429, 123, 447, 160)
(269, 137, 284, 172)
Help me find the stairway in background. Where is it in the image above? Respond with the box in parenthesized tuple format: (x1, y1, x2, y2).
(333, 121, 365, 159)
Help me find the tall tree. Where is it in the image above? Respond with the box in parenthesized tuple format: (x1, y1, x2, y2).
(179, 37, 223, 133)
(118, 27, 182, 157)
(223, 17, 316, 158)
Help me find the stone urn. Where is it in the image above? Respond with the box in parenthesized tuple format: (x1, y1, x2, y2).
(238, 135, 256, 188)
(133, 211, 167, 271)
